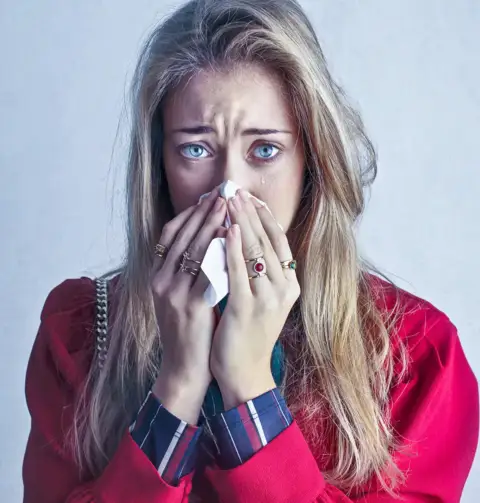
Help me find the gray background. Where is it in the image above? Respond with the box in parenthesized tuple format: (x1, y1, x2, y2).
(1, 0, 478, 500)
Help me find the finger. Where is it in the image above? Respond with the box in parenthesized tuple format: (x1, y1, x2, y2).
(176, 196, 227, 293)
(255, 204, 297, 282)
(153, 204, 197, 271)
(188, 269, 212, 301)
(237, 189, 284, 283)
(227, 194, 270, 294)
(189, 225, 228, 299)
(162, 186, 221, 277)
(225, 224, 251, 301)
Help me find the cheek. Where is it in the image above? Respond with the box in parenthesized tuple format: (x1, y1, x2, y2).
(260, 159, 304, 230)
(264, 189, 300, 230)
(167, 183, 197, 215)
(163, 148, 213, 214)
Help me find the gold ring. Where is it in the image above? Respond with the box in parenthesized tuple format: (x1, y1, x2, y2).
(180, 250, 201, 276)
(180, 263, 200, 276)
(182, 250, 202, 265)
(154, 243, 168, 259)
(280, 259, 297, 271)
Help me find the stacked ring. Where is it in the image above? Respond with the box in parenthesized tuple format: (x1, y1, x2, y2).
(182, 249, 202, 265)
(180, 250, 201, 276)
(180, 263, 200, 276)
(154, 243, 168, 259)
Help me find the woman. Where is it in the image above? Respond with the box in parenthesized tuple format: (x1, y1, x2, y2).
(23, 0, 478, 502)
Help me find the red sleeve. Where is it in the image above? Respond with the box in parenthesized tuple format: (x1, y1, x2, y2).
(22, 278, 194, 503)
(204, 313, 479, 503)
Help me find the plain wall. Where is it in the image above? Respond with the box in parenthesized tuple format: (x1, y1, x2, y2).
(1, 0, 478, 500)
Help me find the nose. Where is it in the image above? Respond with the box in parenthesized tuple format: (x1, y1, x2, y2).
(215, 149, 251, 193)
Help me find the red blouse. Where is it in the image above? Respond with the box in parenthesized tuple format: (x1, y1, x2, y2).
(23, 275, 478, 502)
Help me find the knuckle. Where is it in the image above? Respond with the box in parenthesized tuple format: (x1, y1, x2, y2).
(230, 297, 249, 316)
(160, 221, 175, 242)
(151, 275, 165, 297)
(151, 257, 166, 276)
(165, 291, 183, 312)
(186, 241, 204, 260)
(245, 242, 263, 259)
(258, 290, 278, 311)
(258, 233, 272, 251)
(263, 297, 279, 312)
(184, 301, 196, 317)
(271, 233, 288, 250)
(185, 297, 207, 318)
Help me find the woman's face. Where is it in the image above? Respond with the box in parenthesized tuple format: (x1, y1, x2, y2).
(162, 63, 305, 232)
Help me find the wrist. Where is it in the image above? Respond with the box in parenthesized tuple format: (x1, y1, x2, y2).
(157, 363, 211, 388)
(153, 368, 210, 424)
(218, 373, 276, 410)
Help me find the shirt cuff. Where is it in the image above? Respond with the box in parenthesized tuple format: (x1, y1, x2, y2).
(129, 390, 203, 486)
(209, 387, 293, 469)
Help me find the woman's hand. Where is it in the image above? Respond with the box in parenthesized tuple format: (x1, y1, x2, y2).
(210, 189, 301, 410)
(151, 186, 227, 423)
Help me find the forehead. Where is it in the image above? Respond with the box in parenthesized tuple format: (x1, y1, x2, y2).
(162, 64, 296, 130)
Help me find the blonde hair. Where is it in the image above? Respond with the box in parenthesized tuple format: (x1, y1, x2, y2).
(70, 0, 409, 496)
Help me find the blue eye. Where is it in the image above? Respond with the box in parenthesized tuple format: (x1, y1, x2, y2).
(252, 144, 280, 161)
(180, 144, 209, 159)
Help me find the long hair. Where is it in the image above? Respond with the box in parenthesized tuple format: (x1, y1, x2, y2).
(70, 0, 409, 495)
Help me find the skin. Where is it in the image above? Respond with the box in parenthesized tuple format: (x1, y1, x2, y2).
(162, 63, 305, 231)
(151, 64, 305, 423)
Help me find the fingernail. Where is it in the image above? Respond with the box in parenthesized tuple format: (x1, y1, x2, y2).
(238, 189, 249, 203)
(214, 197, 224, 211)
(230, 195, 242, 211)
(198, 193, 209, 205)
(251, 197, 265, 209)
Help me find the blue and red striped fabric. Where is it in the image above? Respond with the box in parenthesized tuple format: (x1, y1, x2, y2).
(208, 387, 293, 469)
(129, 391, 202, 486)
(130, 294, 292, 486)
(130, 387, 292, 485)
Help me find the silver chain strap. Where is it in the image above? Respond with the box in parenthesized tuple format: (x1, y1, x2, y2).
(95, 278, 108, 369)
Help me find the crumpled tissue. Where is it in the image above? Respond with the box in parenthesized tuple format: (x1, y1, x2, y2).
(199, 180, 276, 307)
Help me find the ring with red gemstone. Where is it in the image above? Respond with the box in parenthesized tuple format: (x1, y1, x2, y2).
(245, 256, 267, 279)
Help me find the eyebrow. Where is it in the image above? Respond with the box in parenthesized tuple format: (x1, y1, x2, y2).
(170, 126, 292, 135)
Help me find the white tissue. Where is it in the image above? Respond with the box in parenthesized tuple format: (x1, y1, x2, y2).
(200, 180, 270, 307)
